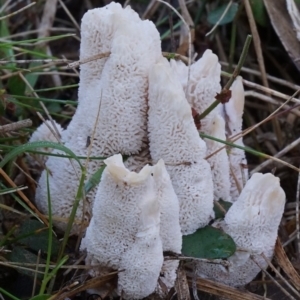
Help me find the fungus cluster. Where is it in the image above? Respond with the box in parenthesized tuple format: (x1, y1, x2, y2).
(31, 2, 286, 299)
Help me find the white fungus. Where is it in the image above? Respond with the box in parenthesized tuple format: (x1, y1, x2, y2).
(205, 114, 231, 202)
(170, 50, 231, 203)
(124, 147, 152, 173)
(196, 173, 285, 286)
(170, 49, 222, 131)
(35, 4, 162, 233)
(28, 120, 63, 165)
(148, 58, 214, 234)
(81, 154, 163, 299)
(224, 76, 248, 201)
(118, 188, 163, 299)
(153, 160, 182, 293)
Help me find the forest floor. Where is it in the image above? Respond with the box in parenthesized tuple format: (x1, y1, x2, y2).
(1, 0, 300, 299)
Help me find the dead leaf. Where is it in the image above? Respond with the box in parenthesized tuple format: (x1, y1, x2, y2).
(274, 238, 300, 290)
(175, 266, 191, 300)
(263, 0, 300, 71)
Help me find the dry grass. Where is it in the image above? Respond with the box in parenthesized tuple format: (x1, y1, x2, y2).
(1, 0, 300, 299)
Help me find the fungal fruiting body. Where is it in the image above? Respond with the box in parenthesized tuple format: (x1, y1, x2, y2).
(124, 147, 152, 173)
(187, 51, 231, 203)
(205, 114, 231, 202)
(118, 190, 163, 299)
(224, 76, 248, 201)
(28, 120, 64, 165)
(170, 50, 231, 203)
(153, 160, 182, 293)
(91, 15, 161, 156)
(186, 50, 222, 125)
(35, 3, 162, 233)
(196, 173, 285, 286)
(81, 154, 163, 299)
(148, 58, 214, 235)
(35, 3, 123, 233)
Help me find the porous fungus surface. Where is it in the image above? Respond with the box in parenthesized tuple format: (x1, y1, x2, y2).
(196, 173, 285, 286)
(148, 58, 214, 234)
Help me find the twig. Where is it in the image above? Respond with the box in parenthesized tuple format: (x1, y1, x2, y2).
(205, 88, 300, 169)
(167, 0, 176, 53)
(18, 72, 61, 141)
(38, 0, 58, 41)
(162, 51, 189, 64)
(0, 0, 12, 14)
(0, 186, 28, 196)
(221, 62, 300, 90)
(0, 2, 35, 21)
(66, 52, 110, 69)
(189, 276, 271, 300)
(37, 0, 61, 86)
(250, 136, 300, 173)
(261, 253, 300, 298)
(32, 250, 41, 297)
(201, 133, 300, 173)
(244, 0, 283, 146)
(57, 0, 80, 31)
(0, 59, 71, 64)
(177, 0, 193, 94)
(296, 165, 300, 260)
(251, 255, 296, 300)
(0, 119, 32, 133)
(164, 254, 230, 267)
(142, 0, 160, 20)
(244, 90, 300, 117)
(206, 0, 233, 36)
(0, 168, 49, 226)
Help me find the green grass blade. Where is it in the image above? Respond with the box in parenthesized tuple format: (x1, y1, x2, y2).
(85, 165, 106, 194)
(33, 84, 79, 93)
(0, 33, 75, 46)
(0, 288, 20, 300)
(39, 171, 53, 295)
(10, 94, 78, 105)
(199, 132, 266, 158)
(0, 145, 106, 160)
(0, 141, 83, 169)
(40, 255, 68, 291)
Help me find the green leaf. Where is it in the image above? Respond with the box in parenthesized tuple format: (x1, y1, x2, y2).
(250, 0, 267, 27)
(30, 295, 51, 300)
(7, 76, 26, 96)
(26, 60, 43, 91)
(16, 219, 59, 255)
(85, 165, 106, 194)
(182, 226, 236, 259)
(10, 247, 44, 278)
(0, 141, 83, 170)
(207, 3, 239, 25)
(214, 199, 232, 219)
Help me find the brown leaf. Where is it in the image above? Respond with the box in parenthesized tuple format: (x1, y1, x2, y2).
(175, 267, 191, 300)
(189, 277, 271, 300)
(274, 238, 300, 290)
(264, 0, 300, 71)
